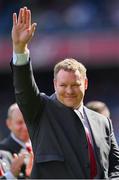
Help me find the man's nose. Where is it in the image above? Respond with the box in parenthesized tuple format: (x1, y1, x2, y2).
(66, 87, 73, 94)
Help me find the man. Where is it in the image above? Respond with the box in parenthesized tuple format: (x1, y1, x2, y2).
(0, 103, 33, 179)
(86, 100, 110, 118)
(11, 7, 119, 179)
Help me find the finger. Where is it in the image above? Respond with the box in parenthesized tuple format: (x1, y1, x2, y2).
(30, 23, 37, 35)
(18, 8, 23, 24)
(27, 23, 37, 35)
(22, 7, 27, 24)
(26, 9, 31, 28)
(13, 13, 17, 26)
(19, 152, 26, 158)
(13, 153, 18, 159)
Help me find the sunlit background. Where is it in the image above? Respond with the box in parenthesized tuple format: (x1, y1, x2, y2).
(0, 0, 119, 143)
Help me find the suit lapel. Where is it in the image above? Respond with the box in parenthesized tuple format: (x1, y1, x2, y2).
(83, 107, 104, 168)
(8, 136, 23, 154)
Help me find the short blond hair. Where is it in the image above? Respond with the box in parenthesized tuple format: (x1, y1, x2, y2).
(54, 58, 87, 79)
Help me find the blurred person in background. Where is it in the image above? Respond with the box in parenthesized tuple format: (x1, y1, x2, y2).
(0, 151, 25, 179)
(11, 7, 119, 179)
(86, 100, 119, 146)
(0, 103, 33, 179)
(86, 100, 110, 118)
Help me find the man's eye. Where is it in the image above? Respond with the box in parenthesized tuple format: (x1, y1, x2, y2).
(72, 84, 80, 87)
(60, 84, 66, 87)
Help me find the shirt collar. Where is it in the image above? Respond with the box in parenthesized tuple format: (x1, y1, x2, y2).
(74, 103, 84, 119)
(11, 132, 30, 149)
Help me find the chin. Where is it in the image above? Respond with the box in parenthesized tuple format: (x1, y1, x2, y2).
(64, 102, 75, 108)
(60, 99, 75, 108)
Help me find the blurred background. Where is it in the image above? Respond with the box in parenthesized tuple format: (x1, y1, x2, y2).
(0, 0, 119, 143)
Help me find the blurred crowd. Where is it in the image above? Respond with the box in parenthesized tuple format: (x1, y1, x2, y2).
(1, 0, 119, 36)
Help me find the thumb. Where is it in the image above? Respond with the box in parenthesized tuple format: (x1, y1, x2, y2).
(13, 153, 18, 159)
(30, 23, 37, 36)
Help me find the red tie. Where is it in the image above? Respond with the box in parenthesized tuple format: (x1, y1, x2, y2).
(85, 127, 97, 179)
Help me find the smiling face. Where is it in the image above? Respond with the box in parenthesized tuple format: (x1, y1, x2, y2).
(54, 69, 88, 109)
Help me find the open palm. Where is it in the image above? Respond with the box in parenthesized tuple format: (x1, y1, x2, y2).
(12, 7, 37, 52)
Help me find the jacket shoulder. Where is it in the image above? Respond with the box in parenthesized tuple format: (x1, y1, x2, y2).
(0, 136, 22, 154)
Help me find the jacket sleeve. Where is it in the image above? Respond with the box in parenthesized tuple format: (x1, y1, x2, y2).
(10, 60, 45, 138)
(108, 118, 119, 179)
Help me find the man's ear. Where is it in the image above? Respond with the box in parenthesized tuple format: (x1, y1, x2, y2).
(53, 79, 57, 91)
(85, 78, 88, 90)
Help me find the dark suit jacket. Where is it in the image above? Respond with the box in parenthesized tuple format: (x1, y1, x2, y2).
(0, 135, 26, 179)
(11, 61, 119, 179)
(0, 135, 22, 154)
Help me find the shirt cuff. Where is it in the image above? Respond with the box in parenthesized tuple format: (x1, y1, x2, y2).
(13, 49, 30, 65)
(4, 171, 17, 180)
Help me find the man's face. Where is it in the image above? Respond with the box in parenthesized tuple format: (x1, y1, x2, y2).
(7, 108, 29, 142)
(54, 69, 88, 109)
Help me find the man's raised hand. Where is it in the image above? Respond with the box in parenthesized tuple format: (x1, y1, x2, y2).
(12, 7, 37, 53)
